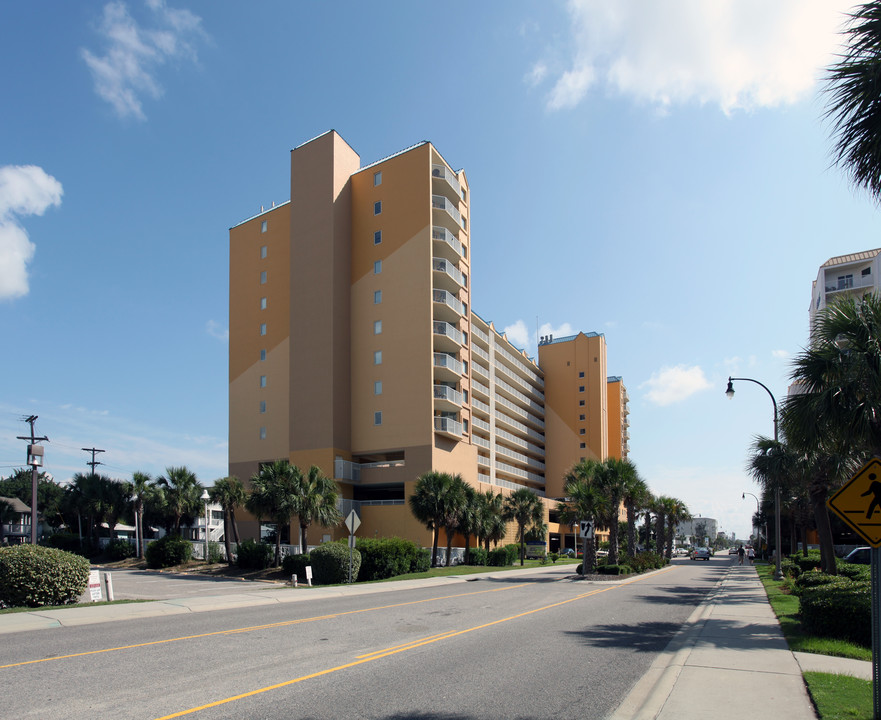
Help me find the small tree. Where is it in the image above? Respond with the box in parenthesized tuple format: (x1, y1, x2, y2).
(503, 488, 544, 566)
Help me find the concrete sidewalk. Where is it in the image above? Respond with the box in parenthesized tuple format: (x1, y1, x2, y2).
(611, 563, 870, 720)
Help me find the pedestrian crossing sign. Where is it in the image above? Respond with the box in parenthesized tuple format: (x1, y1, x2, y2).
(827, 457, 881, 547)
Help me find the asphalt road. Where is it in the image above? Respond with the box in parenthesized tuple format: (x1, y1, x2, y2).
(3, 556, 733, 720)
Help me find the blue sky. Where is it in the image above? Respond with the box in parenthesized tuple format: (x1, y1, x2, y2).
(1, 0, 875, 539)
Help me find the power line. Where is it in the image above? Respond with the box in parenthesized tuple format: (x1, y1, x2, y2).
(81, 447, 105, 475)
(16, 415, 48, 545)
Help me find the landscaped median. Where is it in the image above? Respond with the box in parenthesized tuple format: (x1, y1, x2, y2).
(756, 558, 871, 720)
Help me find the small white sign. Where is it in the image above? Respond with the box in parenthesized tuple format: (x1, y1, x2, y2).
(305, 565, 313, 580)
(348, 534, 356, 548)
(579, 520, 595, 539)
(88, 570, 102, 602)
(344, 509, 361, 534)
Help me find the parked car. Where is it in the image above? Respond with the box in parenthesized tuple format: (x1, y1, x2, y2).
(558, 548, 576, 557)
(692, 547, 711, 561)
(728, 547, 738, 554)
(844, 547, 871, 564)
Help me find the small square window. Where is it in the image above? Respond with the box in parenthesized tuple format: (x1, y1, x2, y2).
(260, 323, 267, 336)
(374, 171, 382, 186)
(374, 351, 382, 365)
(374, 260, 382, 274)
(260, 297, 267, 310)
(374, 381, 382, 395)
(579, 371, 585, 378)
(463, 419, 469, 433)
(259, 375, 267, 388)
(579, 400, 585, 407)
(374, 230, 382, 245)
(374, 201, 382, 215)
(259, 426, 266, 440)
(579, 386, 585, 392)
(374, 320, 382, 335)
(863, 267, 872, 276)
(259, 401, 266, 414)
(374, 411, 382, 426)
(261, 220, 267, 233)
(374, 290, 382, 304)
(260, 271, 267, 284)
(579, 429, 586, 435)
(579, 414, 585, 421)
(580, 443, 586, 449)
(260, 349, 266, 361)
(260, 245, 267, 259)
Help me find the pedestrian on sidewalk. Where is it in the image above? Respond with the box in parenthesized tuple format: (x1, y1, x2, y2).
(738, 545, 745, 565)
(747, 546, 755, 564)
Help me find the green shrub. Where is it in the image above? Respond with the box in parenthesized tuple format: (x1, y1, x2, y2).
(487, 544, 518, 567)
(781, 558, 800, 579)
(282, 553, 311, 579)
(42, 532, 91, 557)
(465, 547, 488, 566)
(790, 552, 823, 575)
(0, 544, 90, 607)
(310, 542, 361, 584)
(235, 538, 274, 569)
(800, 577, 870, 647)
(596, 564, 631, 575)
(356, 537, 423, 581)
(628, 551, 666, 573)
(412, 548, 431, 573)
(548, 552, 559, 564)
(792, 570, 838, 596)
(838, 563, 871, 582)
(206, 541, 224, 564)
(105, 538, 135, 561)
(145, 534, 193, 569)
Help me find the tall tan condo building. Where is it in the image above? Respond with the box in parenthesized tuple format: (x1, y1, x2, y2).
(229, 131, 628, 553)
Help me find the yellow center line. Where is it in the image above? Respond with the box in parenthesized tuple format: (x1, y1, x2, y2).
(155, 568, 674, 720)
(0, 584, 526, 671)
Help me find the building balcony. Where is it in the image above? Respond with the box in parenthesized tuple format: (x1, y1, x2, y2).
(433, 320, 465, 352)
(433, 352, 465, 381)
(434, 384, 463, 411)
(432, 257, 467, 292)
(824, 273, 874, 297)
(432, 226, 465, 262)
(434, 415, 464, 439)
(431, 164, 465, 200)
(433, 289, 466, 322)
(432, 194, 465, 230)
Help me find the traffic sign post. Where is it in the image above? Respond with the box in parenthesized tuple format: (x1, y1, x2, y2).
(345, 509, 361, 584)
(828, 457, 881, 719)
(579, 519, 595, 539)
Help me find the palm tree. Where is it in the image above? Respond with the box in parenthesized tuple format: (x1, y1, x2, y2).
(409, 471, 455, 567)
(210, 476, 246, 564)
(246, 460, 301, 566)
(653, 495, 671, 559)
(622, 472, 650, 559)
(439, 474, 467, 566)
(597, 457, 637, 565)
(664, 497, 691, 559)
(479, 490, 507, 552)
(456, 484, 480, 564)
(825, 1, 881, 203)
(131, 471, 152, 558)
(558, 461, 609, 573)
(155, 466, 200, 534)
(103, 479, 133, 539)
(503, 487, 544, 566)
(294, 465, 343, 554)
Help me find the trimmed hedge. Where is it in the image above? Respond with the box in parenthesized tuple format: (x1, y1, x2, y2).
(282, 553, 311, 580)
(487, 544, 519, 567)
(0, 544, 90, 607)
(628, 551, 666, 573)
(465, 547, 488, 566)
(792, 570, 838, 596)
(235, 538, 274, 569)
(596, 564, 631, 575)
(356, 537, 425, 581)
(145, 534, 193, 569)
(800, 576, 870, 647)
(105, 538, 136, 561)
(838, 563, 871, 582)
(311, 542, 361, 585)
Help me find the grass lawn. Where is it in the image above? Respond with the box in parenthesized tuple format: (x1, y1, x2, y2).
(803, 672, 872, 720)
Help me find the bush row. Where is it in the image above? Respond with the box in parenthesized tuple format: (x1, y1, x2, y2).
(0, 545, 90, 608)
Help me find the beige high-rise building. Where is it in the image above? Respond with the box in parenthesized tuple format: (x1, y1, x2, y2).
(229, 131, 628, 553)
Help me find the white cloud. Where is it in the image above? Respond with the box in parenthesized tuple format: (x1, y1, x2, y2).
(0, 165, 63, 300)
(640, 364, 711, 405)
(503, 319, 531, 350)
(534, 0, 852, 113)
(81, 0, 206, 120)
(772, 349, 789, 359)
(525, 62, 548, 87)
(206, 320, 229, 342)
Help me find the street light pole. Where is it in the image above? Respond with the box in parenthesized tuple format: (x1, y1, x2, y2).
(200, 489, 210, 563)
(727, 376, 784, 581)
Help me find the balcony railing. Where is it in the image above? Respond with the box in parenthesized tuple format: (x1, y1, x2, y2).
(432, 163, 463, 197)
(433, 289, 466, 317)
(434, 352, 464, 375)
(434, 416, 463, 436)
(432, 226, 464, 258)
(434, 384, 463, 406)
(432, 195, 464, 228)
(432, 257, 467, 288)
(433, 321, 465, 345)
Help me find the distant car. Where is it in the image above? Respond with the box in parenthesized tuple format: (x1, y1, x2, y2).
(692, 547, 711, 561)
(845, 547, 871, 565)
(558, 548, 576, 557)
(596, 550, 609, 558)
(728, 547, 738, 554)
(673, 547, 688, 556)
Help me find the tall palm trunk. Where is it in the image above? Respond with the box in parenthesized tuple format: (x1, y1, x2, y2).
(810, 482, 837, 574)
(223, 512, 233, 565)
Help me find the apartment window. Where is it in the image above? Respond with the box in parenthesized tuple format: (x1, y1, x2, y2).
(463, 390, 468, 403)
(374, 320, 382, 335)
(374, 201, 382, 215)
(374, 230, 382, 245)
(579, 400, 585, 407)
(374, 350, 382, 365)
(579, 414, 585, 421)
(261, 220, 267, 233)
(260, 271, 267, 284)
(374, 260, 382, 274)
(260, 349, 266, 361)
(374, 381, 382, 395)
(579, 371, 585, 378)
(260, 297, 267, 310)
(374, 411, 383, 426)
(374, 171, 382, 186)
(259, 427, 266, 440)
(579, 429, 586, 435)
(260, 323, 267, 336)
(579, 386, 585, 392)
(374, 290, 382, 304)
(580, 443, 586, 449)
(259, 375, 267, 388)
(463, 419, 469, 433)
(260, 245, 267, 259)
(863, 267, 872, 276)
(259, 401, 266, 414)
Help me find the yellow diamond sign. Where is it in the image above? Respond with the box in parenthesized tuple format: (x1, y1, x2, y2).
(828, 457, 881, 548)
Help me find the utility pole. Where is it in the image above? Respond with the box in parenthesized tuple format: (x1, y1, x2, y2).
(81, 447, 105, 476)
(17, 416, 48, 545)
